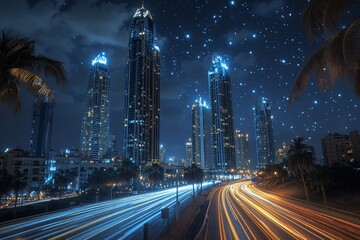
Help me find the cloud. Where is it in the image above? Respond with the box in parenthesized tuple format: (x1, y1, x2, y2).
(253, 0, 284, 16)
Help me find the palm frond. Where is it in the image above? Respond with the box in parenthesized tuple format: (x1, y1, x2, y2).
(290, 44, 328, 102)
(343, 18, 360, 96)
(324, 29, 348, 84)
(9, 68, 55, 100)
(303, 0, 329, 39)
(0, 78, 21, 112)
(27, 56, 67, 87)
(322, 0, 357, 36)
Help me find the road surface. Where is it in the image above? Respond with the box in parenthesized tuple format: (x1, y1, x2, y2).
(0, 184, 208, 239)
(205, 181, 360, 240)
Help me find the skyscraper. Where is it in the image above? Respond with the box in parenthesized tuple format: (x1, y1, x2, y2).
(191, 98, 211, 170)
(234, 130, 250, 170)
(208, 54, 236, 171)
(29, 95, 54, 157)
(185, 139, 193, 167)
(123, 3, 160, 166)
(80, 52, 111, 161)
(254, 97, 275, 168)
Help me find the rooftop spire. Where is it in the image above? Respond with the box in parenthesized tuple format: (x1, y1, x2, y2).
(141, 0, 144, 8)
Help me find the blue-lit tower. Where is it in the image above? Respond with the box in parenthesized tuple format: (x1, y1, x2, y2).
(123, 3, 160, 166)
(192, 98, 211, 170)
(80, 52, 111, 160)
(208, 54, 236, 171)
(29, 95, 54, 157)
(254, 97, 275, 168)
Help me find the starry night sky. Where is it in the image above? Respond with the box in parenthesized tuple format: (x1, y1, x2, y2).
(0, 0, 359, 166)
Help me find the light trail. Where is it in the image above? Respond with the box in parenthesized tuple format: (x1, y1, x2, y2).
(0, 183, 212, 239)
(207, 181, 360, 240)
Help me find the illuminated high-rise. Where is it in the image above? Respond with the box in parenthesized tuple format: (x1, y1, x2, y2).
(191, 98, 211, 170)
(208, 54, 236, 171)
(80, 52, 111, 160)
(234, 130, 250, 170)
(254, 97, 275, 168)
(29, 95, 54, 157)
(123, 3, 160, 166)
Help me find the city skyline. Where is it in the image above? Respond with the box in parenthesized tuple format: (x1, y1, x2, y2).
(0, 1, 359, 163)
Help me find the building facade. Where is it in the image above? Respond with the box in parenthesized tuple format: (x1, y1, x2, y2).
(29, 95, 54, 158)
(185, 139, 193, 167)
(80, 53, 111, 161)
(208, 54, 236, 172)
(234, 130, 250, 170)
(254, 97, 275, 168)
(321, 130, 360, 167)
(123, 4, 161, 166)
(1, 149, 46, 194)
(191, 98, 211, 170)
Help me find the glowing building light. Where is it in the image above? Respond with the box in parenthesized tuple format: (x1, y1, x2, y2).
(92, 52, 107, 66)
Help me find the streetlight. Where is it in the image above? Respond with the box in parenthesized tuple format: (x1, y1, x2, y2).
(175, 168, 179, 221)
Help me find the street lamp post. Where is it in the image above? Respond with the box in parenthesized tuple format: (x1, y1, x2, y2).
(176, 168, 179, 221)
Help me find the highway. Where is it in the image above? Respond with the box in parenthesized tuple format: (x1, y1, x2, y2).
(205, 181, 360, 240)
(0, 184, 208, 240)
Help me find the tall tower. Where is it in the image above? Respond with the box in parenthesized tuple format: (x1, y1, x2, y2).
(234, 130, 250, 170)
(29, 95, 54, 157)
(191, 98, 211, 170)
(208, 54, 236, 172)
(185, 139, 193, 167)
(80, 52, 111, 161)
(254, 97, 275, 168)
(123, 4, 160, 166)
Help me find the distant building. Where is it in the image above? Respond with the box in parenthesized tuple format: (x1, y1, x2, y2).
(160, 144, 166, 163)
(208, 54, 236, 171)
(185, 139, 193, 167)
(321, 130, 360, 167)
(47, 149, 121, 190)
(254, 97, 275, 169)
(80, 52, 111, 161)
(1, 149, 46, 194)
(191, 98, 211, 170)
(276, 143, 290, 163)
(234, 130, 250, 170)
(123, 3, 160, 166)
(29, 95, 54, 158)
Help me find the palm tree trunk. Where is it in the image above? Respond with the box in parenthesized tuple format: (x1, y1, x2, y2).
(300, 169, 309, 202)
(321, 184, 327, 205)
(13, 190, 18, 219)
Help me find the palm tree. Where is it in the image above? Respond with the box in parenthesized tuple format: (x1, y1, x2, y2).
(118, 159, 139, 187)
(290, 1, 360, 101)
(286, 138, 316, 202)
(53, 170, 72, 201)
(12, 170, 27, 218)
(144, 162, 164, 188)
(309, 165, 331, 205)
(0, 169, 13, 205)
(184, 163, 204, 199)
(0, 32, 67, 112)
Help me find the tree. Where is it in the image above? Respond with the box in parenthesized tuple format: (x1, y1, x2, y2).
(309, 165, 331, 205)
(144, 162, 164, 188)
(118, 159, 139, 187)
(12, 170, 27, 218)
(0, 32, 67, 112)
(0, 169, 12, 204)
(184, 163, 204, 199)
(53, 170, 72, 200)
(286, 137, 316, 202)
(290, 0, 360, 102)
